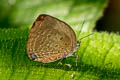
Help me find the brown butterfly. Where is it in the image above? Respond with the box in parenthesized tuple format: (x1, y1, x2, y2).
(26, 14, 80, 64)
(26, 14, 94, 66)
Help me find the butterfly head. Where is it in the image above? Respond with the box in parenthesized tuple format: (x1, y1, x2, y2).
(76, 40, 81, 49)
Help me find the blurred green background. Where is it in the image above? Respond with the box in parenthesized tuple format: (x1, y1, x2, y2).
(0, 0, 120, 32)
(0, 0, 107, 32)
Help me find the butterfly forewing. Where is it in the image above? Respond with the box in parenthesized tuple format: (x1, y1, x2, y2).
(27, 14, 77, 63)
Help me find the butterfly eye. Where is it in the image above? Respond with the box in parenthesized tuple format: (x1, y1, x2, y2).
(31, 53, 37, 60)
(76, 41, 81, 48)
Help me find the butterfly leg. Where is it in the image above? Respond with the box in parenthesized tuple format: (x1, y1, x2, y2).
(72, 53, 78, 67)
(56, 58, 65, 66)
(63, 53, 78, 67)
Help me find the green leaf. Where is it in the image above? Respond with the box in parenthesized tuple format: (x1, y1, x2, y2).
(0, 28, 120, 80)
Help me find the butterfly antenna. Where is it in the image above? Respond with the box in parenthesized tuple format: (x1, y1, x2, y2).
(79, 33, 94, 40)
(77, 20, 85, 39)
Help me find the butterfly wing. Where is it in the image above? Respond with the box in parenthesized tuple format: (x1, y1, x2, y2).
(27, 14, 77, 63)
